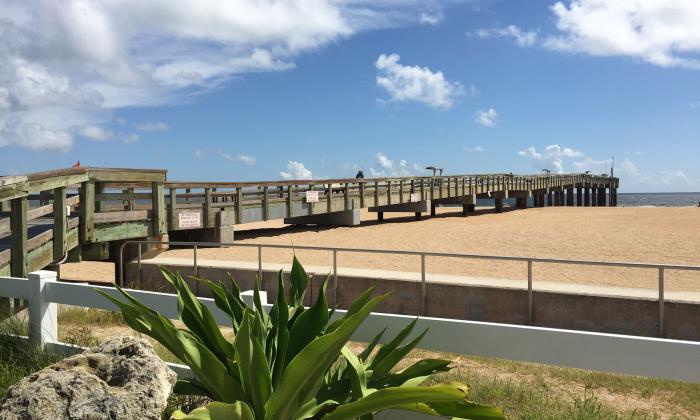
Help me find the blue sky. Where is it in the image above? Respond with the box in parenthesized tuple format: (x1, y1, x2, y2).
(1, 0, 699, 192)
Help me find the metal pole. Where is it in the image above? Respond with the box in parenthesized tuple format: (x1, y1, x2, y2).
(659, 267, 665, 338)
(193, 244, 198, 277)
(137, 243, 142, 288)
(421, 254, 426, 316)
(528, 260, 533, 325)
(333, 250, 338, 307)
(258, 245, 263, 282)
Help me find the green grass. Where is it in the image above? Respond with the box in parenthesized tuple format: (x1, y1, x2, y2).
(58, 306, 124, 326)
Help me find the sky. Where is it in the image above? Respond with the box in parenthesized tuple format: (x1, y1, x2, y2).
(1, 0, 699, 192)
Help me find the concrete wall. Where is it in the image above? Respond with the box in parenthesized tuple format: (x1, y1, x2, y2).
(126, 262, 700, 342)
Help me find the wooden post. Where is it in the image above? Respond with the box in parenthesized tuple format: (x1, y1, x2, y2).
(236, 187, 244, 223)
(307, 185, 314, 216)
(359, 182, 365, 208)
(584, 187, 591, 207)
(326, 184, 332, 213)
(399, 180, 404, 203)
(127, 187, 135, 210)
(344, 183, 350, 210)
(567, 188, 574, 206)
(152, 182, 167, 236)
(10, 197, 28, 278)
(591, 188, 597, 207)
(374, 181, 379, 207)
(204, 188, 212, 227)
(286, 185, 293, 218)
(262, 186, 269, 221)
(168, 187, 177, 230)
(53, 187, 67, 261)
(576, 187, 583, 206)
(79, 180, 95, 243)
(94, 182, 105, 212)
(386, 180, 392, 205)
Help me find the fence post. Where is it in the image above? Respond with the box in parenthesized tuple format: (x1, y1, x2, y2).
(28, 270, 57, 350)
(659, 268, 665, 338)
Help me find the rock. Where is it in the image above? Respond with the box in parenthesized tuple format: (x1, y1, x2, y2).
(0, 336, 177, 420)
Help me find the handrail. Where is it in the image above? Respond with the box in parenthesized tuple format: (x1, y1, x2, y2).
(119, 240, 700, 337)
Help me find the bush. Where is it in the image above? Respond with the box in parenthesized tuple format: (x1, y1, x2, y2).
(100, 257, 503, 420)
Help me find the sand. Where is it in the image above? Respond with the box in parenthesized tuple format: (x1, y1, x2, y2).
(62, 206, 700, 292)
(158, 206, 700, 292)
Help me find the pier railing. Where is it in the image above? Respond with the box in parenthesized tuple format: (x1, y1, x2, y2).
(119, 240, 700, 338)
(1, 270, 700, 384)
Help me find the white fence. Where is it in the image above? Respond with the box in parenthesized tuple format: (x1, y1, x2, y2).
(2, 270, 700, 384)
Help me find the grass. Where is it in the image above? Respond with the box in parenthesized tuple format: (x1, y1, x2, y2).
(0, 307, 697, 418)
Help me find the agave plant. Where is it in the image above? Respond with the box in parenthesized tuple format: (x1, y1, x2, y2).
(98, 257, 503, 420)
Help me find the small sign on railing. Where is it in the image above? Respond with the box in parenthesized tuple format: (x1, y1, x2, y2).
(305, 191, 319, 203)
(410, 193, 419, 203)
(178, 212, 201, 228)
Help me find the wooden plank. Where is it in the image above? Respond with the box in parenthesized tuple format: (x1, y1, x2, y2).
(262, 186, 269, 221)
(53, 187, 66, 261)
(168, 188, 177, 230)
(326, 184, 332, 213)
(204, 188, 212, 227)
(79, 180, 95, 242)
(95, 192, 152, 201)
(89, 221, 153, 243)
(93, 210, 151, 224)
(236, 188, 243, 224)
(0, 249, 10, 268)
(359, 182, 365, 208)
(86, 167, 166, 183)
(286, 185, 292, 218)
(386, 180, 392, 206)
(26, 173, 89, 195)
(152, 181, 166, 236)
(10, 197, 28, 278)
(344, 183, 350, 210)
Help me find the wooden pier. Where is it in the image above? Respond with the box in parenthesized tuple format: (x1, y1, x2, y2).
(0, 167, 618, 286)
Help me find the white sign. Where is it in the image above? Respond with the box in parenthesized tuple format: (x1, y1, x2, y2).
(305, 190, 319, 203)
(178, 212, 202, 228)
(410, 193, 419, 203)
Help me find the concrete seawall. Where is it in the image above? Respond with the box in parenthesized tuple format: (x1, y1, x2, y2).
(125, 260, 700, 342)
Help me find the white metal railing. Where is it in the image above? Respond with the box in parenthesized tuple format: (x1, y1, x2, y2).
(2, 271, 700, 383)
(120, 240, 700, 338)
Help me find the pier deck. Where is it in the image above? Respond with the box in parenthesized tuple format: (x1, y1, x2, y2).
(0, 167, 618, 285)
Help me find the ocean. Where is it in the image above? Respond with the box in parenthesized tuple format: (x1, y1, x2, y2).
(475, 192, 700, 208)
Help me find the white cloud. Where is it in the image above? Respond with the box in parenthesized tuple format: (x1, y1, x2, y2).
(0, 1, 456, 152)
(473, 25, 538, 47)
(134, 121, 169, 131)
(572, 156, 612, 174)
(375, 53, 464, 109)
(475, 108, 498, 127)
(419, 12, 443, 26)
(518, 144, 584, 173)
(120, 133, 140, 143)
(79, 125, 114, 141)
(0, 118, 73, 151)
(545, 0, 700, 70)
(236, 154, 257, 166)
(281, 161, 312, 180)
(369, 152, 413, 177)
(464, 146, 484, 152)
(618, 158, 690, 186)
(194, 149, 203, 158)
(218, 150, 257, 166)
(691, 101, 700, 109)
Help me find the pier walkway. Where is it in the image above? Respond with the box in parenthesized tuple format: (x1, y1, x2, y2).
(0, 167, 618, 283)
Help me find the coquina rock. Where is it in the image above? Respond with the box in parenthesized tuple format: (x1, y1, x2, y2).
(0, 336, 177, 420)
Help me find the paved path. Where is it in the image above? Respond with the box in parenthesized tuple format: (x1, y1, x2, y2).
(144, 255, 700, 303)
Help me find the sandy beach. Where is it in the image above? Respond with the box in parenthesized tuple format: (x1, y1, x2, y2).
(128, 206, 700, 293)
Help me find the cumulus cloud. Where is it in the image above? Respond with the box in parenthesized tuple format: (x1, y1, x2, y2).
(281, 161, 313, 180)
(134, 121, 169, 131)
(518, 144, 584, 173)
(0, 118, 73, 151)
(472, 25, 538, 47)
(545, 0, 700, 70)
(79, 125, 114, 141)
(369, 152, 414, 177)
(464, 146, 484, 152)
(375, 53, 464, 109)
(475, 108, 498, 127)
(0, 1, 456, 151)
